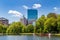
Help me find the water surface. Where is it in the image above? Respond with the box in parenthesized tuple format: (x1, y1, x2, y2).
(0, 35, 60, 40)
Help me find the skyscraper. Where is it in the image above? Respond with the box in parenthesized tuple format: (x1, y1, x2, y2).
(27, 9, 38, 24)
(20, 16, 28, 25)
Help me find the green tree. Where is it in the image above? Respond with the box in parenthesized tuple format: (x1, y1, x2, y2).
(22, 26, 27, 33)
(27, 24, 34, 33)
(36, 15, 46, 33)
(6, 22, 25, 35)
(47, 13, 57, 18)
(3, 26, 8, 33)
(0, 24, 7, 33)
(0, 24, 3, 33)
(57, 15, 60, 33)
(44, 17, 57, 33)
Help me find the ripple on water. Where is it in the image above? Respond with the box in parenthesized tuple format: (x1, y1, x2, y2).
(0, 35, 60, 40)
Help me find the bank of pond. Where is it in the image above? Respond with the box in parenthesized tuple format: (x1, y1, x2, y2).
(0, 33, 60, 37)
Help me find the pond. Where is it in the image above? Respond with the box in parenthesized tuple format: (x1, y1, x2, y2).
(0, 35, 60, 40)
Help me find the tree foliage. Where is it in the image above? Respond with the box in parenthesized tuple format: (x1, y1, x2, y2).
(57, 15, 60, 33)
(6, 22, 25, 34)
(35, 15, 46, 33)
(44, 17, 57, 33)
(0, 24, 7, 33)
(47, 13, 57, 18)
(27, 24, 34, 33)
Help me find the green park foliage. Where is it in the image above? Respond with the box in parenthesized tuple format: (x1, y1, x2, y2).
(0, 13, 60, 34)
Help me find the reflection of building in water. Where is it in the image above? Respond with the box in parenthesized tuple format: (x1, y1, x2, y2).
(0, 17, 9, 26)
(27, 9, 38, 24)
(20, 16, 28, 25)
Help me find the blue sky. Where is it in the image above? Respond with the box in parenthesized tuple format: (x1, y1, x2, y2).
(0, 0, 60, 23)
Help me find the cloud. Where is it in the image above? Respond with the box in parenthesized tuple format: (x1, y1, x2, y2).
(53, 7, 60, 11)
(22, 4, 41, 9)
(22, 5, 29, 9)
(53, 7, 58, 11)
(32, 4, 41, 9)
(8, 10, 23, 17)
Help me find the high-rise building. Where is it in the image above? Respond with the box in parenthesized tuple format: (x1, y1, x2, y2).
(0, 17, 9, 26)
(20, 16, 28, 25)
(27, 9, 38, 24)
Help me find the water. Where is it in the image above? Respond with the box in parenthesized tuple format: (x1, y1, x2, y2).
(0, 35, 60, 40)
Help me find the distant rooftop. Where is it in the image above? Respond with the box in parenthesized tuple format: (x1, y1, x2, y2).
(0, 17, 8, 20)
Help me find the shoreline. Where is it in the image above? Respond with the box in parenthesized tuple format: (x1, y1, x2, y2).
(0, 33, 60, 36)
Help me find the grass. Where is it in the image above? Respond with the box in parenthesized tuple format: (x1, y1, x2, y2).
(52, 33, 60, 36)
(1, 33, 60, 36)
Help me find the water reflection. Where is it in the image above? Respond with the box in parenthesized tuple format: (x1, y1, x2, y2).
(34, 36, 60, 40)
(0, 35, 60, 40)
(27, 35, 33, 40)
(49, 36, 60, 40)
(7, 35, 27, 40)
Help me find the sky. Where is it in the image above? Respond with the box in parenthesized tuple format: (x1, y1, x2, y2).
(0, 0, 60, 23)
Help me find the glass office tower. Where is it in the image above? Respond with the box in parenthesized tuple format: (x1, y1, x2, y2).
(27, 9, 38, 24)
